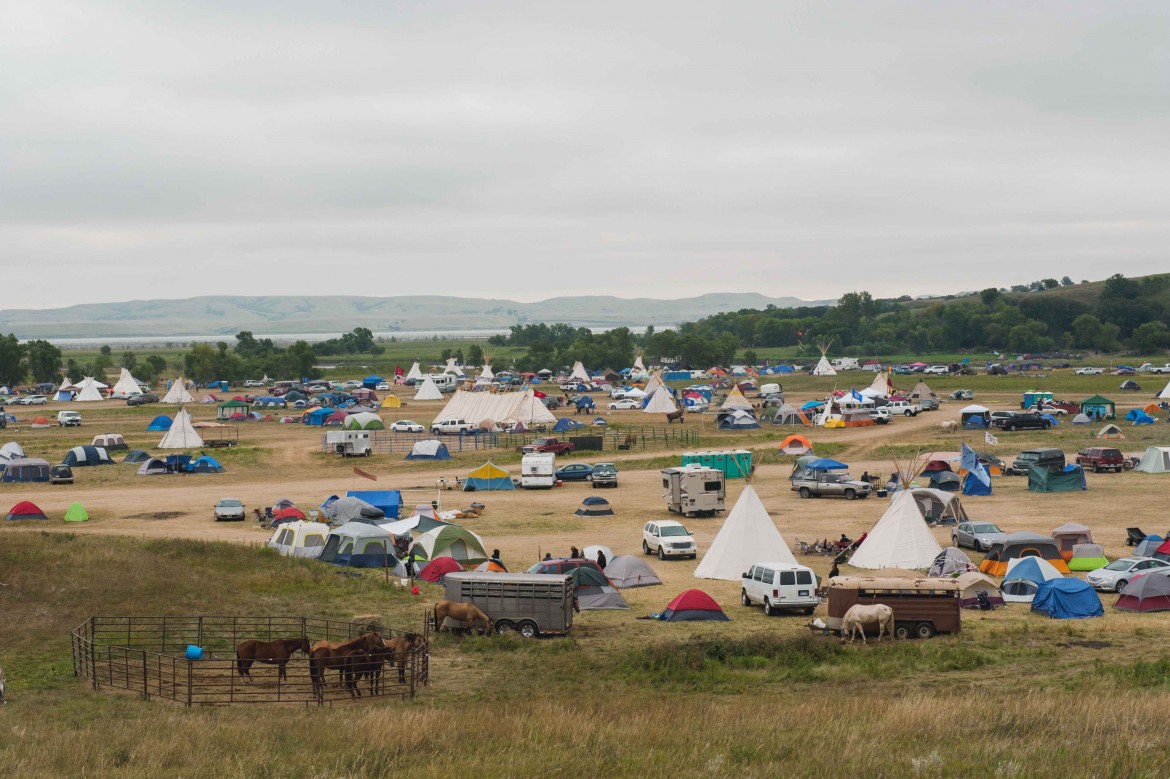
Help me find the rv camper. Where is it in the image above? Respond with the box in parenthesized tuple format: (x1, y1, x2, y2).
(325, 429, 372, 457)
(521, 452, 557, 489)
(661, 465, 726, 517)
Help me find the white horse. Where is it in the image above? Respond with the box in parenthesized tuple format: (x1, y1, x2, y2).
(840, 604, 895, 644)
(939, 420, 959, 433)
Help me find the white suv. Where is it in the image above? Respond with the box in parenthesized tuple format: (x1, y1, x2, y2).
(741, 562, 819, 616)
(58, 411, 82, 427)
(642, 520, 697, 560)
(430, 418, 475, 435)
(923, 365, 950, 375)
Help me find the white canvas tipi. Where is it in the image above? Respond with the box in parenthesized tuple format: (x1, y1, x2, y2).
(569, 361, 591, 383)
(73, 377, 107, 402)
(405, 362, 423, 381)
(720, 384, 754, 411)
(110, 368, 143, 399)
(444, 358, 464, 376)
(811, 339, 837, 377)
(693, 484, 796, 580)
(158, 409, 204, 449)
(641, 372, 665, 398)
(642, 387, 678, 414)
(847, 490, 942, 570)
(865, 371, 892, 397)
(55, 376, 75, 401)
(632, 355, 647, 374)
(1158, 380, 1170, 400)
(480, 359, 494, 381)
(413, 376, 443, 401)
(162, 378, 194, 404)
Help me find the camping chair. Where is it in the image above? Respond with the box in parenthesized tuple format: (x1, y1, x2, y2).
(1126, 527, 1147, 546)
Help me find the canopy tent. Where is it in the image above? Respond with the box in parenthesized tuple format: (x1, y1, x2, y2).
(342, 411, 385, 430)
(778, 434, 814, 455)
(1115, 573, 1170, 612)
(694, 485, 795, 580)
(344, 490, 402, 518)
(1051, 523, 1093, 559)
(6, 500, 48, 521)
(1028, 465, 1086, 493)
(63, 501, 89, 522)
(418, 557, 464, 582)
(927, 547, 975, 577)
(405, 440, 452, 460)
(73, 377, 107, 402)
(1068, 543, 1109, 572)
(956, 572, 1004, 609)
(158, 409, 204, 449)
(91, 433, 127, 451)
(146, 414, 172, 431)
(464, 461, 514, 491)
(319, 524, 404, 572)
(574, 496, 615, 517)
(110, 368, 144, 399)
(979, 533, 1070, 577)
(162, 378, 195, 404)
(643, 388, 679, 414)
(848, 490, 942, 570)
(1079, 394, 1116, 420)
(656, 590, 730, 621)
(1031, 579, 1103, 619)
(435, 389, 555, 428)
(413, 377, 443, 401)
(266, 521, 328, 558)
(1001, 556, 1063, 603)
(62, 445, 115, 467)
(1136, 446, 1170, 473)
(409, 524, 488, 565)
(604, 555, 662, 588)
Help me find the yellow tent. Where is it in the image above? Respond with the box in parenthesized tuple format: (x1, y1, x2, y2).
(381, 395, 402, 409)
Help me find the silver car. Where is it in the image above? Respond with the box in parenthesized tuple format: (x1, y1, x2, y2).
(952, 522, 1006, 553)
(1085, 557, 1170, 593)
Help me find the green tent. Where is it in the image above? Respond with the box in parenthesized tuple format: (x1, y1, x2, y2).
(217, 399, 250, 420)
(1079, 395, 1116, 421)
(63, 501, 89, 522)
(1028, 465, 1087, 493)
(1067, 543, 1109, 572)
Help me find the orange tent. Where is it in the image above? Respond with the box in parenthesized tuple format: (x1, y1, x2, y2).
(778, 435, 814, 455)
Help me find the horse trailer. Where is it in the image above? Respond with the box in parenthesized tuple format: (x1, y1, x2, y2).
(325, 430, 372, 457)
(442, 572, 574, 638)
(661, 465, 726, 517)
(823, 577, 961, 639)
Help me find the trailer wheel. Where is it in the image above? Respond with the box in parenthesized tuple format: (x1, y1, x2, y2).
(517, 620, 539, 638)
(894, 623, 912, 640)
(914, 622, 935, 639)
(494, 620, 515, 635)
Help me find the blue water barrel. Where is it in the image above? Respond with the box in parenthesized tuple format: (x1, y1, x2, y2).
(185, 645, 204, 660)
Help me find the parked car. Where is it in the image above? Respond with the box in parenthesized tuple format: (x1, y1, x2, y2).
(376, 382, 391, 391)
(949, 389, 974, 400)
(1113, 368, 1136, 376)
(607, 398, 641, 410)
(213, 497, 247, 521)
(58, 410, 82, 427)
(1075, 447, 1125, 473)
(526, 558, 606, 577)
(126, 392, 159, 406)
(866, 408, 892, 424)
(50, 465, 74, 485)
(591, 463, 618, 488)
(343, 380, 363, 389)
(923, 365, 949, 375)
(642, 520, 697, 560)
(741, 562, 819, 616)
(883, 400, 919, 417)
(892, 366, 914, 375)
(389, 419, 425, 433)
(1008, 448, 1065, 475)
(244, 379, 267, 387)
(1085, 558, 1170, 593)
(918, 398, 940, 411)
(952, 522, 1006, 553)
(1074, 367, 1104, 375)
(555, 463, 594, 481)
(994, 412, 1051, 432)
(430, 419, 476, 435)
(24, 395, 47, 405)
(989, 411, 1016, 426)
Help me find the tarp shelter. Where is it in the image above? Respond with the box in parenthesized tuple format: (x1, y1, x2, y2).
(979, 533, 1071, 576)
(62, 446, 116, 467)
(643, 388, 679, 414)
(575, 496, 615, 517)
(656, 590, 730, 621)
(1115, 573, 1170, 612)
(693, 484, 795, 580)
(320, 524, 404, 572)
(6, 500, 48, 521)
(1080, 395, 1116, 420)
(188, 455, 224, 474)
(405, 440, 451, 460)
(147, 414, 172, 431)
(928, 547, 975, 577)
(321, 496, 384, 525)
(343, 412, 385, 430)
(464, 462, 514, 491)
(1136, 446, 1170, 473)
(72, 377, 107, 402)
(162, 378, 195, 404)
(266, 521, 328, 558)
(158, 409, 204, 449)
(435, 389, 556, 428)
(345, 490, 402, 518)
(136, 458, 171, 476)
(956, 572, 1004, 609)
(1051, 523, 1093, 559)
(110, 368, 144, 399)
(1028, 465, 1086, 493)
(63, 501, 89, 522)
(1031, 578, 1103, 619)
(604, 555, 662, 588)
(1068, 543, 1109, 572)
(413, 377, 443, 401)
(418, 557, 464, 582)
(410, 525, 488, 565)
(778, 434, 814, 455)
(1001, 557, 1063, 603)
(91, 433, 127, 451)
(848, 490, 942, 570)
(1, 458, 51, 482)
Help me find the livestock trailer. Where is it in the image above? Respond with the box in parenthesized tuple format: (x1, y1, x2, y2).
(825, 577, 961, 639)
(442, 572, 574, 638)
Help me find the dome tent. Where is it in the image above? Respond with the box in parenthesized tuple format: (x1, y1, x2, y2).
(410, 525, 488, 566)
(654, 589, 730, 621)
(62, 446, 116, 467)
(146, 414, 172, 431)
(405, 440, 451, 460)
(64, 502, 89, 522)
(6, 500, 48, 521)
(604, 555, 662, 588)
(418, 557, 464, 583)
(1031, 578, 1103, 619)
(574, 496, 614, 517)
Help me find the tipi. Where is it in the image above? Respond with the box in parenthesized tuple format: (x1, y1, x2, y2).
(847, 489, 942, 570)
(811, 339, 837, 377)
(405, 362, 423, 381)
(641, 371, 665, 398)
(1158, 380, 1170, 401)
(865, 371, 892, 397)
(444, 358, 463, 376)
(55, 376, 75, 402)
(73, 377, 107, 402)
(413, 376, 443, 401)
(643, 387, 678, 414)
(162, 377, 194, 404)
(570, 361, 591, 383)
(158, 409, 204, 449)
(480, 357, 494, 382)
(693, 483, 796, 580)
(720, 384, 754, 411)
(110, 368, 143, 399)
(632, 354, 647, 375)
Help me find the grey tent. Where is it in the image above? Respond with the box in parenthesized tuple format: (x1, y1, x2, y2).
(319, 523, 405, 572)
(769, 404, 810, 426)
(928, 547, 975, 577)
(603, 555, 663, 588)
(323, 496, 385, 526)
(136, 457, 171, 476)
(123, 449, 152, 464)
(568, 566, 629, 610)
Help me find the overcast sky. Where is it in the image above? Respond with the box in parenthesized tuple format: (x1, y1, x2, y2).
(3, 1, 1168, 309)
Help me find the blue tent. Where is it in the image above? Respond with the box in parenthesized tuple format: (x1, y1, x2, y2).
(1040, 414, 1060, 426)
(962, 472, 992, 496)
(963, 417, 987, 429)
(187, 455, 224, 474)
(346, 490, 402, 518)
(146, 414, 172, 431)
(574, 396, 595, 410)
(553, 417, 584, 433)
(362, 375, 384, 390)
(592, 416, 608, 426)
(463, 462, 515, 491)
(1031, 578, 1103, 619)
(164, 454, 192, 471)
(404, 440, 452, 460)
(304, 407, 336, 426)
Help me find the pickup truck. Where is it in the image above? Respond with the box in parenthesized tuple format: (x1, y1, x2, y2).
(1075, 447, 1126, 473)
(1150, 365, 1170, 374)
(791, 472, 872, 500)
(993, 412, 1051, 432)
(518, 437, 575, 455)
(883, 401, 920, 417)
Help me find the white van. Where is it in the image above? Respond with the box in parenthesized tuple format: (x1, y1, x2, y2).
(521, 452, 556, 489)
(741, 562, 819, 615)
(57, 410, 82, 427)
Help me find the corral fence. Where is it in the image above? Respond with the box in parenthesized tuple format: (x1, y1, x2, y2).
(319, 430, 499, 454)
(71, 615, 429, 707)
(500, 426, 699, 453)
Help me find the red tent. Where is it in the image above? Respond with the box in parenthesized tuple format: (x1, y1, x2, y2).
(273, 507, 306, 522)
(660, 589, 730, 622)
(1116, 573, 1170, 612)
(921, 460, 954, 475)
(418, 557, 464, 582)
(6, 500, 48, 521)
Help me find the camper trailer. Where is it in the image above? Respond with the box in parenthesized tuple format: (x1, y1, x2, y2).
(325, 429, 372, 457)
(831, 358, 861, 371)
(661, 465, 726, 518)
(521, 452, 557, 489)
(429, 374, 461, 392)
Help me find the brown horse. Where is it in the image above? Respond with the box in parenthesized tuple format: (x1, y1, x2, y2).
(309, 632, 384, 700)
(235, 637, 310, 681)
(434, 601, 493, 635)
(665, 408, 685, 424)
(383, 632, 426, 684)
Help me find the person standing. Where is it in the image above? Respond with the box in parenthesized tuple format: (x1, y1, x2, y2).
(596, 549, 608, 570)
(490, 548, 508, 572)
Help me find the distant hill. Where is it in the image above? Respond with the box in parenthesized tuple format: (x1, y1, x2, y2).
(0, 293, 831, 339)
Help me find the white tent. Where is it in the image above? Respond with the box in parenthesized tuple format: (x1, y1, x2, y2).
(622, 387, 646, 399)
(1158, 381, 1170, 400)
(694, 484, 796, 580)
(643, 388, 678, 414)
(847, 490, 942, 570)
(54, 376, 74, 401)
(1136, 446, 1170, 474)
(865, 372, 891, 397)
(405, 362, 423, 381)
(157, 408, 204, 449)
(162, 377, 194, 404)
(267, 521, 329, 558)
(480, 362, 494, 381)
(812, 356, 836, 376)
(632, 355, 646, 374)
(720, 385, 754, 411)
(110, 368, 143, 399)
(641, 372, 664, 398)
(434, 389, 555, 428)
(73, 377, 107, 402)
(569, 361, 591, 383)
(444, 358, 464, 377)
(413, 376, 443, 401)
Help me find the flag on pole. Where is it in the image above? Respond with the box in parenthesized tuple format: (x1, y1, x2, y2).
(851, 389, 864, 402)
(395, 365, 404, 376)
(984, 431, 998, 446)
(353, 466, 377, 481)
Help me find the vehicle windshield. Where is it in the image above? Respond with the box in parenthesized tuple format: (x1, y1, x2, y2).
(971, 524, 1001, 533)
(525, 563, 548, 574)
(1017, 453, 1040, 462)
(1104, 560, 1137, 571)
(594, 465, 615, 474)
(660, 526, 691, 537)
(218, 499, 243, 507)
